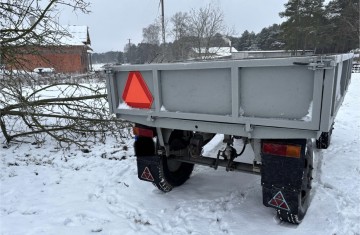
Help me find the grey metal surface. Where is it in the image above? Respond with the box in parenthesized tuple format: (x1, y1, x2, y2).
(106, 53, 353, 139)
(239, 66, 313, 119)
(161, 68, 231, 115)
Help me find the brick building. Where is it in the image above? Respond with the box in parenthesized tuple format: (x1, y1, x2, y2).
(11, 25, 92, 74)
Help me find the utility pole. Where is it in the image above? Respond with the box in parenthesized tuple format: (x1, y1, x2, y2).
(160, 0, 166, 45)
(127, 39, 131, 63)
(160, 0, 166, 61)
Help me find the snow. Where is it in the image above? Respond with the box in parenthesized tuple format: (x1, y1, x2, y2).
(1, 74, 360, 235)
(33, 67, 55, 73)
(59, 25, 89, 46)
(301, 101, 313, 122)
(193, 47, 238, 58)
(92, 64, 107, 72)
(160, 105, 167, 112)
(118, 102, 134, 110)
(239, 107, 245, 116)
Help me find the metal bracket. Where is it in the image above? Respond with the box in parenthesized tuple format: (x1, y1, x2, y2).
(146, 115, 155, 122)
(253, 161, 261, 173)
(245, 121, 253, 138)
(307, 59, 335, 71)
(294, 58, 335, 70)
(245, 122, 253, 132)
(156, 127, 165, 147)
(104, 68, 114, 74)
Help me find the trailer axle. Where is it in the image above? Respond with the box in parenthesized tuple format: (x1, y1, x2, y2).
(170, 155, 261, 175)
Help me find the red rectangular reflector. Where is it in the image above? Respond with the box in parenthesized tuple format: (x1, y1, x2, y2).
(262, 143, 301, 158)
(133, 127, 154, 138)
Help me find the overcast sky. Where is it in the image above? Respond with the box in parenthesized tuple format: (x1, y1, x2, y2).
(59, 0, 289, 53)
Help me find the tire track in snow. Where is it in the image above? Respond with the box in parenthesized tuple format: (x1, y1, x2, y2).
(163, 184, 257, 234)
(99, 170, 258, 234)
(91, 158, 167, 234)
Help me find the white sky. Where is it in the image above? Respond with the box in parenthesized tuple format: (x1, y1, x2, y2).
(59, 0, 289, 53)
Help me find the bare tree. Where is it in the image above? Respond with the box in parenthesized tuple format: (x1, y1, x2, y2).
(188, 4, 227, 59)
(170, 12, 191, 60)
(171, 12, 190, 41)
(142, 23, 161, 45)
(0, 74, 130, 147)
(0, 1, 130, 148)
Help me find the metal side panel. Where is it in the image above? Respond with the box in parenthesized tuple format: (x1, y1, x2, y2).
(110, 56, 315, 71)
(160, 68, 232, 115)
(106, 72, 118, 114)
(320, 55, 353, 132)
(239, 66, 317, 120)
(112, 69, 321, 130)
(320, 68, 336, 131)
(107, 54, 353, 135)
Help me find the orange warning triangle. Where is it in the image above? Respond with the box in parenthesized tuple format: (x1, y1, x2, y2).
(268, 191, 290, 211)
(122, 71, 153, 109)
(141, 167, 154, 181)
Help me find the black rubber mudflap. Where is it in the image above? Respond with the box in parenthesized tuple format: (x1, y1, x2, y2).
(262, 187, 301, 215)
(261, 139, 310, 224)
(136, 155, 176, 192)
(136, 156, 161, 183)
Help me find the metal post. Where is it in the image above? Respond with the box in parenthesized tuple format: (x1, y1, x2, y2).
(127, 38, 131, 63)
(160, 0, 166, 60)
(160, 0, 166, 45)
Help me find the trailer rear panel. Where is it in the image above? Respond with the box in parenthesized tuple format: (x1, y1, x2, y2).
(106, 54, 353, 139)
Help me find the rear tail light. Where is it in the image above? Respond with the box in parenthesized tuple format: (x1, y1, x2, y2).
(133, 127, 154, 138)
(262, 142, 301, 158)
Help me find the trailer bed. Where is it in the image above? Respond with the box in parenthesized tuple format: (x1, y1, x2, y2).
(106, 54, 353, 139)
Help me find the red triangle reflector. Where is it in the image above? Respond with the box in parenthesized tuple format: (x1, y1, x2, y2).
(122, 71, 153, 109)
(269, 199, 279, 207)
(141, 167, 154, 181)
(279, 202, 290, 210)
(268, 191, 290, 211)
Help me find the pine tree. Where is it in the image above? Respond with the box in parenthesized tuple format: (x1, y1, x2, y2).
(280, 0, 325, 54)
(256, 24, 284, 50)
(325, 0, 359, 53)
(235, 30, 257, 51)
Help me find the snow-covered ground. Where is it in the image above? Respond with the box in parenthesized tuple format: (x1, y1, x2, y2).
(92, 64, 108, 72)
(1, 74, 359, 235)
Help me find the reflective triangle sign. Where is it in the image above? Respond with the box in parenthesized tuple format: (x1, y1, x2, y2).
(141, 167, 154, 182)
(268, 191, 290, 211)
(122, 71, 153, 109)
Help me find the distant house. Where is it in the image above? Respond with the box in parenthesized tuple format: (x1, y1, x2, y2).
(190, 47, 238, 59)
(9, 25, 92, 74)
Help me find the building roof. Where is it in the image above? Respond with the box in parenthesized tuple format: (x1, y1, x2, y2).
(59, 25, 91, 46)
(192, 47, 238, 58)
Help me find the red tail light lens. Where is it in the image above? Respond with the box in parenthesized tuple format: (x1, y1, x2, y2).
(262, 143, 301, 158)
(133, 127, 154, 138)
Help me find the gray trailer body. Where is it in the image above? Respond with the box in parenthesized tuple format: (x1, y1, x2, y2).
(106, 53, 353, 140)
(106, 53, 354, 223)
